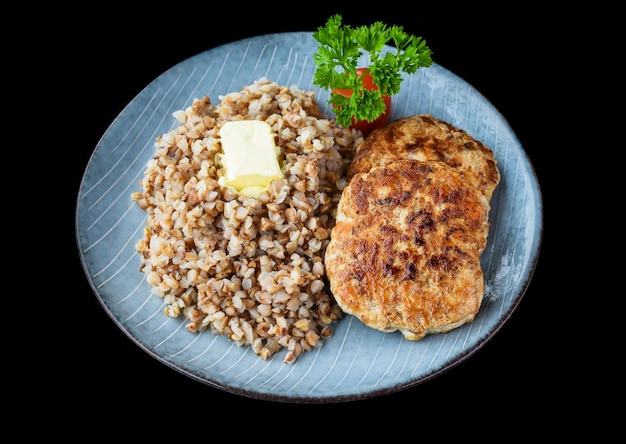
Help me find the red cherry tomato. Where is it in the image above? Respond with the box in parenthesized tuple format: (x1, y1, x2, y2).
(332, 67, 392, 136)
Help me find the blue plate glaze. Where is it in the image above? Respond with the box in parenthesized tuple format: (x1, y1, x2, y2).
(76, 32, 542, 403)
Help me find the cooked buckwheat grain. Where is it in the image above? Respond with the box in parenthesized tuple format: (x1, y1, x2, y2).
(131, 78, 362, 363)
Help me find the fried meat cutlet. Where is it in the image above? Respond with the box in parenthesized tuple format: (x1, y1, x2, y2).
(325, 158, 492, 340)
(348, 114, 500, 200)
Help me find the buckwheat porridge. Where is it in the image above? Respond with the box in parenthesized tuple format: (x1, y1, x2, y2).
(131, 78, 362, 364)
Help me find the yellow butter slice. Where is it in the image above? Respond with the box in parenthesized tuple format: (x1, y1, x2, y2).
(219, 120, 283, 197)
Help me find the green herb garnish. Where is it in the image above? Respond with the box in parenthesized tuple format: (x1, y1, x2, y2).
(312, 14, 433, 129)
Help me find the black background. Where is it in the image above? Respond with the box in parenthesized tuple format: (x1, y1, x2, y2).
(49, 4, 584, 435)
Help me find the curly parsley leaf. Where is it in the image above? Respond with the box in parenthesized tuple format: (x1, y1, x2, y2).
(313, 14, 433, 129)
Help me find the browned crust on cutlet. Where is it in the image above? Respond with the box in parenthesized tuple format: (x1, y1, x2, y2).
(348, 114, 500, 200)
(325, 158, 491, 340)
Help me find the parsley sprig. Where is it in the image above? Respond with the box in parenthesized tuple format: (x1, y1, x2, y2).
(313, 14, 433, 128)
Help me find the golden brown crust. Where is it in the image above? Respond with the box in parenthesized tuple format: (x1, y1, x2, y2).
(325, 158, 491, 340)
(348, 114, 500, 200)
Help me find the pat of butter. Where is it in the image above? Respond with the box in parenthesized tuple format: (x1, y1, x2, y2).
(219, 120, 283, 197)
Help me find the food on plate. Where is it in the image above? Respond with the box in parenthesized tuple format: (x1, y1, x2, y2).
(349, 115, 501, 200)
(312, 14, 432, 135)
(218, 120, 284, 197)
(131, 78, 362, 364)
(325, 116, 500, 340)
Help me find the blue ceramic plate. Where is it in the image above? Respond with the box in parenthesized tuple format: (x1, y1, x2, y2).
(76, 32, 542, 403)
